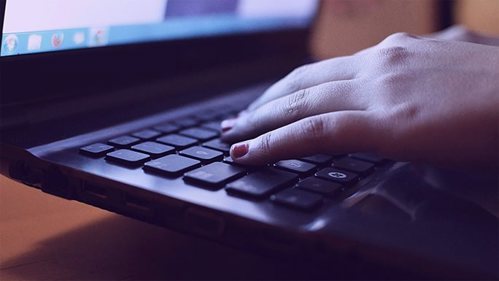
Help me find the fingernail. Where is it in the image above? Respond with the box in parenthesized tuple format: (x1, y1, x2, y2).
(221, 118, 237, 132)
(231, 143, 249, 159)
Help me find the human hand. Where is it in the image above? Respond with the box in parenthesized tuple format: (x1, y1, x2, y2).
(428, 25, 499, 47)
(221, 33, 499, 170)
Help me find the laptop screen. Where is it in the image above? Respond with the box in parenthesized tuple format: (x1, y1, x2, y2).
(1, 0, 318, 57)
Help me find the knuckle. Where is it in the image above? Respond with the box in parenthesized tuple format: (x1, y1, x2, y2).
(301, 116, 327, 141)
(257, 132, 274, 156)
(450, 25, 473, 39)
(376, 46, 411, 66)
(381, 32, 416, 45)
(283, 89, 309, 119)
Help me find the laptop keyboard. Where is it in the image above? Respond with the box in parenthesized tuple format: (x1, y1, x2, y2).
(79, 105, 388, 212)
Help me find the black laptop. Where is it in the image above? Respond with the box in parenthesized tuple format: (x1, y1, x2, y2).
(1, 1, 497, 279)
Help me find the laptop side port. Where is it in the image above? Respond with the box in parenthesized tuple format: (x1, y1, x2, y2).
(82, 183, 108, 200)
(185, 207, 225, 238)
(124, 194, 155, 219)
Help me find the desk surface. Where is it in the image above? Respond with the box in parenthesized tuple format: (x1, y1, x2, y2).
(0, 175, 337, 280)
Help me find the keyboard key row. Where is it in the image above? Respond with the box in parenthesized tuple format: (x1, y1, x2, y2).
(92, 155, 376, 213)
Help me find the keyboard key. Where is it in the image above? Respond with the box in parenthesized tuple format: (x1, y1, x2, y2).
(203, 139, 231, 153)
(271, 189, 322, 211)
(80, 143, 114, 157)
(300, 154, 334, 165)
(333, 157, 375, 175)
(223, 156, 237, 164)
(108, 136, 140, 148)
(144, 155, 200, 177)
(297, 177, 342, 197)
(173, 117, 198, 128)
(184, 162, 246, 188)
(180, 146, 223, 162)
(154, 123, 180, 134)
(179, 128, 219, 141)
(131, 141, 174, 158)
(106, 149, 150, 166)
(226, 169, 297, 199)
(316, 168, 358, 185)
(200, 121, 222, 132)
(275, 159, 316, 175)
(157, 134, 197, 149)
(132, 129, 162, 140)
(223, 157, 257, 172)
(350, 153, 386, 164)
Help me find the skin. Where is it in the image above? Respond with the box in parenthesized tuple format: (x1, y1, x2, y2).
(221, 26, 499, 171)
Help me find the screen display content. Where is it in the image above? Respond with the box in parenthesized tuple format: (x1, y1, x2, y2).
(1, 0, 318, 56)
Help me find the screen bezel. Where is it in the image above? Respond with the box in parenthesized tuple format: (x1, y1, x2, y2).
(0, 1, 314, 107)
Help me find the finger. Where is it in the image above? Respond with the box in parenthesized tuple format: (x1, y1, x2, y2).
(222, 79, 367, 143)
(247, 55, 359, 111)
(427, 25, 499, 46)
(229, 111, 379, 166)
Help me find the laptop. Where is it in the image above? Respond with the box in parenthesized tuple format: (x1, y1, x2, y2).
(1, 0, 497, 279)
